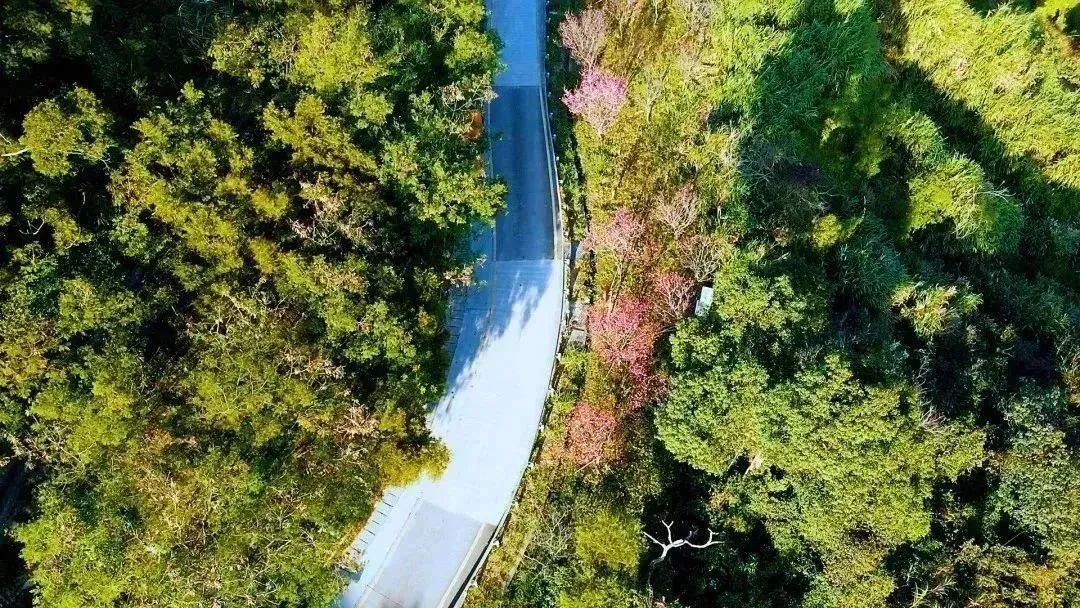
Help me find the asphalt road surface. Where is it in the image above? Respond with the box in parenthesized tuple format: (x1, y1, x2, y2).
(337, 0, 563, 606)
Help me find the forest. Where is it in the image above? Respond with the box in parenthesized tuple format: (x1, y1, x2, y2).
(468, 0, 1080, 607)
(0, 0, 499, 605)
(3, 0, 1080, 607)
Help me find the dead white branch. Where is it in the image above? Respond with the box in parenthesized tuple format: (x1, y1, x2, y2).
(644, 519, 720, 564)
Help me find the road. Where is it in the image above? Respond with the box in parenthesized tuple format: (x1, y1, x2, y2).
(337, 1, 563, 606)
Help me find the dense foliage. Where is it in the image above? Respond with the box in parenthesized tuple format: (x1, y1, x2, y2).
(472, 1, 1080, 607)
(0, 0, 499, 605)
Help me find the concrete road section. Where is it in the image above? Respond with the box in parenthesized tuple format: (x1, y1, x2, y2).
(492, 87, 555, 261)
(337, 0, 562, 606)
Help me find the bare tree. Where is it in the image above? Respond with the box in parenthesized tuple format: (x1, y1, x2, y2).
(676, 0, 713, 40)
(643, 520, 721, 592)
(920, 407, 946, 434)
(0, 132, 29, 158)
(675, 49, 711, 85)
(522, 509, 572, 572)
(651, 271, 695, 325)
(559, 9, 608, 68)
(642, 63, 667, 122)
(681, 234, 730, 282)
(606, 0, 642, 28)
(656, 184, 698, 238)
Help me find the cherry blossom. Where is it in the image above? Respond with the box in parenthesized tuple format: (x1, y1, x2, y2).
(564, 402, 619, 467)
(563, 68, 628, 136)
(582, 206, 644, 260)
(589, 296, 659, 377)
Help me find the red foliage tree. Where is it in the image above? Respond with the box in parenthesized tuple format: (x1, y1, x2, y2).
(562, 68, 628, 136)
(559, 9, 607, 68)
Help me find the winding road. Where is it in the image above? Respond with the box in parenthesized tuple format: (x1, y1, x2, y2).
(337, 1, 563, 606)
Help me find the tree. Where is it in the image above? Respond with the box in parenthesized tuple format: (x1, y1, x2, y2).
(289, 7, 384, 96)
(564, 401, 620, 467)
(589, 297, 658, 378)
(574, 506, 643, 570)
(16, 88, 112, 177)
(563, 68, 628, 136)
(585, 207, 646, 299)
(656, 360, 770, 475)
(838, 222, 908, 311)
(643, 521, 720, 592)
(659, 351, 984, 607)
(264, 94, 377, 172)
(996, 386, 1080, 562)
(904, 151, 1021, 254)
(0, 0, 502, 603)
(899, 0, 1080, 195)
(559, 9, 608, 68)
(111, 84, 257, 277)
(680, 234, 730, 283)
(891, 282, 981, 339)
(650, 271, 695, 325)
(656, 185, 698, 238)
(584, 206, 645, 261)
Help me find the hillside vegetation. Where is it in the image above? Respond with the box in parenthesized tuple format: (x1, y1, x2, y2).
(472, 1, 1080, 607)
(0, 0, 499, 605)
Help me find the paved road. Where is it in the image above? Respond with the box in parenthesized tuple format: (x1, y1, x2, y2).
(337, 1, 562, 606)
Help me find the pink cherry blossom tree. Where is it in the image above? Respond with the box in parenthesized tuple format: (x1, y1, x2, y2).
(559, 9, 608, 68)
(582, 206, 644, 259)
(589, 296, 659, 378)
(563, 68, 628, 136)
(626, 370, 668, 410)
(564, 402, 619, 467)
(583, 206, 646, 300)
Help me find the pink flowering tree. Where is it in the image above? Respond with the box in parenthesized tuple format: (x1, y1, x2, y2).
(583, 206, 646, 299)
(589, 296, 659, 378)
(583, 206, 644, 259)
(626, 371, 668, 410)
(565, 402, 619, 467)
(559, 9, 608, 68)
(563, 68, 628, 136)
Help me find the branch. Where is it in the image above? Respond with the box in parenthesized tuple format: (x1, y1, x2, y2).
(685, 529, 719, 549)
(644, 520, 720, 552)
(643, 520, 721, 598)
(2, 148, 29, 158)
(644, 520, 674, 546)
